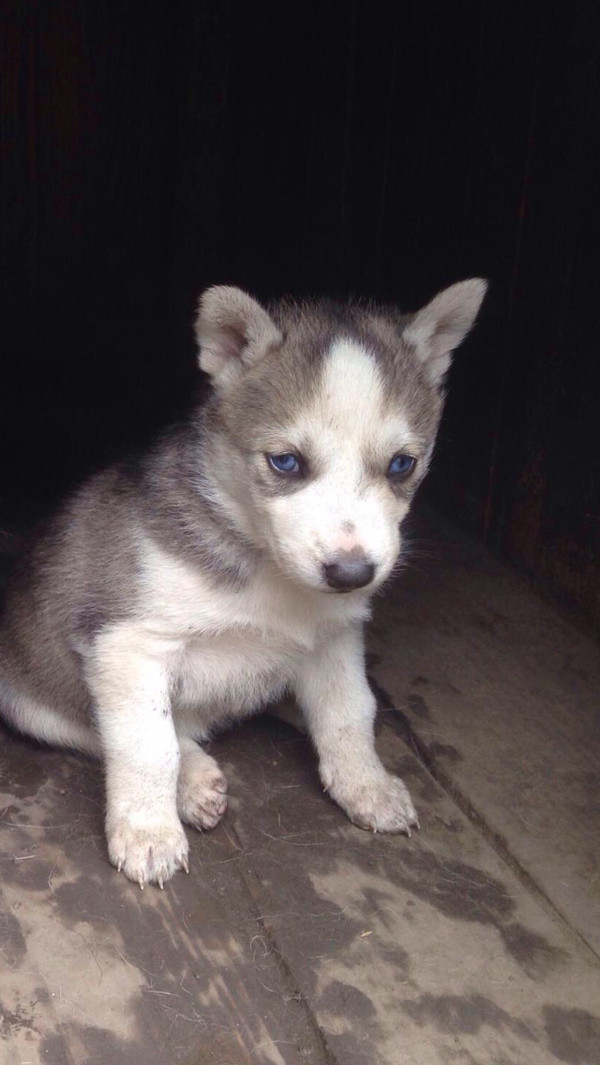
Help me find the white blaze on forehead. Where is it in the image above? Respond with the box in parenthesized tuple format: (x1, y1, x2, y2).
(299, 338, 414, 458)
(320, 339, 385, 432)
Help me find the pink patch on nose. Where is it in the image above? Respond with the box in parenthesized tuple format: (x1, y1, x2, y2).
(335, 532, 363, 553)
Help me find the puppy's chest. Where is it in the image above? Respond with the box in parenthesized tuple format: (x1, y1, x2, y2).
(173, 626, 305, 714)
(142, 549, 338, 707)
(141, 542, 364, 712)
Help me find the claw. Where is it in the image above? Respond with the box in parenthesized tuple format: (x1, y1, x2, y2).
(138, 878, 145, 891)
(158, 877, 164, 890)
(117, 860, 122, 873)
(182, 857, 190, 874)
(406, 826, 412, 839)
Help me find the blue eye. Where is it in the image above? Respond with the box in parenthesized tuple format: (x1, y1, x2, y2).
(387, 454, 416, 479)
(267, 452, 301, 475)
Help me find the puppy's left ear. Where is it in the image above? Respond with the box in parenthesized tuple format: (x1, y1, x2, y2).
(402, 278, 487, 386)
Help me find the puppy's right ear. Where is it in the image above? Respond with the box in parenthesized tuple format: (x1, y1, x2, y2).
(194, 286, 282, 384)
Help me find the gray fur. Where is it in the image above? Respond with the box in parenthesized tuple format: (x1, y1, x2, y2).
(0, 416, 257, 731)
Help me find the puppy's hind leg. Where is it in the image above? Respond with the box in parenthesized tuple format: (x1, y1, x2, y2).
(177, 735, 228, 832)
(0, 681, 101, 757)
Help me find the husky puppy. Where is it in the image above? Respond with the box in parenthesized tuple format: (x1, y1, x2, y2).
(0, 280, 486, 887)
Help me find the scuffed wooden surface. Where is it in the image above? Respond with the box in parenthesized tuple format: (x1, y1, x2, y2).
(2, 709, 600, 1064)
(370, 507, 600, 958)
(0, 735, 324, 1064)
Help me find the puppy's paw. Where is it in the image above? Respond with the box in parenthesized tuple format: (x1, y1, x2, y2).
(108, 816, 189, 888)
(177, 754, 228, 831)
(326, 769, 418, 836)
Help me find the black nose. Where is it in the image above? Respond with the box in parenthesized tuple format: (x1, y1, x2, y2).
(323, 555, 375, 591)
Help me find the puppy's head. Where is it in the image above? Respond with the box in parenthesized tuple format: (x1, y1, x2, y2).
(195, 280, 486, 593)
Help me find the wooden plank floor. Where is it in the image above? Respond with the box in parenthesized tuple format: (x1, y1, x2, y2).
(1, 505, 599, 1064)
(370, 506, 600, 959)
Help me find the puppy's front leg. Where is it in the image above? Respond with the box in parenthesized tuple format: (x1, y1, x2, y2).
(295, 624, 418, 834)
(86, 631, 188, 887)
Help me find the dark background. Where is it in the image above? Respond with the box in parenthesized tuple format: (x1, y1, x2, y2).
(1, 0, 599, 630)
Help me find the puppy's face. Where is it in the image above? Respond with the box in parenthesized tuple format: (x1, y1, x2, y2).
(222, 338, 438, 593)
(196, 281, 486, 594)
